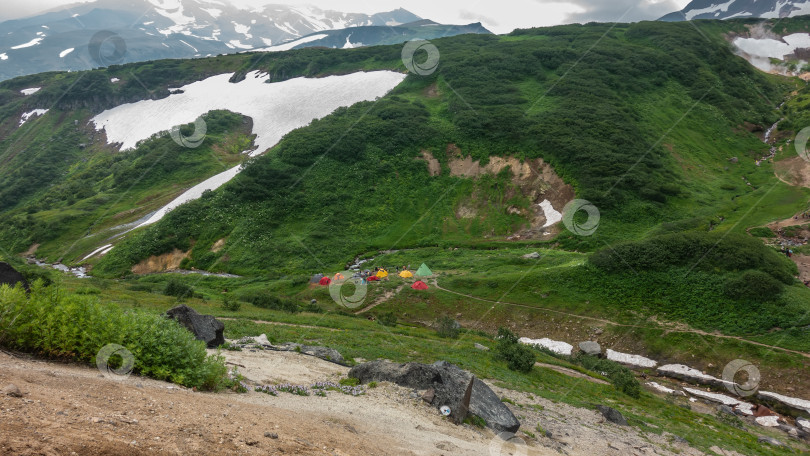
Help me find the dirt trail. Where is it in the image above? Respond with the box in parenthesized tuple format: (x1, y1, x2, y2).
(0, 348, 713, 456)
(431, 282, 810, 360)
(356, 284, 405, 314)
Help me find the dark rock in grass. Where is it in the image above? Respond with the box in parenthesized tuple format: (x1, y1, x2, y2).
(164, 305, 224, 348)
(757, 436, 784, 447)
(596, 405, 628, 426)
(0, 262, 28, 291)
(578, 341, 601, 356)
(348, 360, 520, 433)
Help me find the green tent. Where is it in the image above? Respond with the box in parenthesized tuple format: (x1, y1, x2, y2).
(415, 263, 433, 277)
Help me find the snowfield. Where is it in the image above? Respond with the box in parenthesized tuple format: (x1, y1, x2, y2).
(519, 337, 573, 356)
(19, 109, 48, 126)
(733, 33, 810, 72)
(91, 70, 406, 227)
(59, 48, 75, 58)
(258, 34, 329, 52)
(20, 88, 40, 95)
(605, 349, 657, 368)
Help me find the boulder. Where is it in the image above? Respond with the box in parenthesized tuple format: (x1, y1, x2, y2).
(0, 262, 28, 291)
(522, 252, 541, 260)
(757, 436, 784, 447)
(596, 405, 628, 426)
(164, 305, 224, 348)
(2, 384, 21, 397)
(277, 342, 346, 366)
(798, 418, 810, 432)
(474, 343, 490, 351)
(578, 341, 601, 356)
(348, 360, 520, 433)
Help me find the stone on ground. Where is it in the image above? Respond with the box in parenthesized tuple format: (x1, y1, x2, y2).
(165, 305, 225, 348)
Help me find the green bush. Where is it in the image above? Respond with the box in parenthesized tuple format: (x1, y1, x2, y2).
(163, 280, 194, 300)
(0, 282, 228, 390)
(749, 227, 776, 238)
(436, 316, 460, 339)
(221, 295, 241, 312)
(571, 354, 640, 398)
(238, 290, 299, 313)
(494, 328, 535, 373)
(377, 311, 397, 327)
(724, 270, 784, 302)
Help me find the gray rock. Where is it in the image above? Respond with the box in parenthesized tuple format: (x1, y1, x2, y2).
(522, 252, 541, 260)
(277, 342, 346, 366)
(596, 405, 628, 426)
(2, 384, 21, 397)
(578, 341, 601, 356)
(0, 262, 28, 291)
(348, 360, 520, 433)
(164, 305, 225, 348)
(474, 343, 490, 351)
(729, 157, 739, 163)
(757, 436, 783, 447)
(264, 432, 278, 439)
(717, 405, 735, 416)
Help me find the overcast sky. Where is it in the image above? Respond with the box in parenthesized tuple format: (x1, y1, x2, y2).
(0, 0, 693, 33)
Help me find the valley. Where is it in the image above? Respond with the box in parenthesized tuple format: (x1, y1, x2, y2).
(1, 5, 810, 455)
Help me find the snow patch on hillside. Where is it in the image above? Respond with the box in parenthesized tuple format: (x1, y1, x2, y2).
(258, 33, 328, 52)
(733, 33, 810, 73)
(92, 70, 406, 227)
(11, 37, 43, 49)
(59, 48, 74, 58)
(684, 0, 736, 20)
(19, 109, 48, 126)
(606, 349, 657, 368)
(20, 88, 40, 95)
(539, 199, 562, 228)
(519, 337, 573, 356)
(0, 54, 7, 60)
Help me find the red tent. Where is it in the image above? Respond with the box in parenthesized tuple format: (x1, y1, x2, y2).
(319, 276, 331, 286)
(411, 281, 429, 290)
(367, 276, 380, 282)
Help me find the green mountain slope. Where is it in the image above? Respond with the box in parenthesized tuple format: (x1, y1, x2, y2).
(1, 19, 809, 349)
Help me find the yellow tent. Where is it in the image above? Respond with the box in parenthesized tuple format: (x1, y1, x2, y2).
(333, 272, 345, 281)
(399, 270, 414, 278)
(376, 269, 388, 278)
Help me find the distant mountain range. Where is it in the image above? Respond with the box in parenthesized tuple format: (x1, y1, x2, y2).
(660, 0, 810, 21)
(0, 0, 490, 81)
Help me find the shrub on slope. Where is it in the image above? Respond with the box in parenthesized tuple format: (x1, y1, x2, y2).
(0, 283, 228, 390)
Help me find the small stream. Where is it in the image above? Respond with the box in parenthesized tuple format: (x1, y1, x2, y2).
(31, 258, 89, 279)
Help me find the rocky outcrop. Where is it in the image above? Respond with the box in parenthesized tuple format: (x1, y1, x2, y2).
(757, 391, 810, 417)
(0, 262, 28, 291)
(578, 341, 601, 356)
(235, 334, 347, 366)
(349, 360, 520, 433)
(596, 405, 627, 426)
(164, 305, 224, 348)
